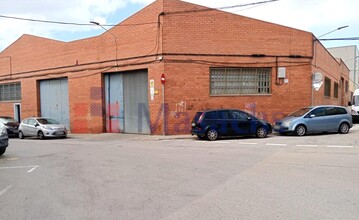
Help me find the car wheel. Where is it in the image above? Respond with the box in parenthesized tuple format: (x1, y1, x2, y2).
(0, 148, 5, 156)
(295, 125, 306, 136)
(38, 131, 45, 140)
(206, 129, 218, 141)
(338, 123, 350, 134)
(256, 127, 268, 138)
(18, 131, 25, 139)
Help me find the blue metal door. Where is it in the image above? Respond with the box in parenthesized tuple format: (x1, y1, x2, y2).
(105, 70, 149, 134)
(104, 74, 124, 132)
(40, 78, 70, 129)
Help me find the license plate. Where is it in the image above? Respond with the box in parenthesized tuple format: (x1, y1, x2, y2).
(273, 125, 280, 130)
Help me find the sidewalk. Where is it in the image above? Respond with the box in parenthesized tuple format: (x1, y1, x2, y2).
(67, 124, 359, 141)
(67, 132, 194, 141)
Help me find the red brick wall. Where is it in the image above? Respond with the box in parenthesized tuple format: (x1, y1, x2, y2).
(312, 40, 350, 106)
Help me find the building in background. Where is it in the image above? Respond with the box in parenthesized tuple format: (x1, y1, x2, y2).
(0, 0, 350, 135)
(328, 45, 359, 100)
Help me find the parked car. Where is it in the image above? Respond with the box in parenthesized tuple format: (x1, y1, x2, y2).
(18, 117, 67, 139)
(0, 122, 9, 155)
(0, 116, 19, 137)
(274, 105, 353, 136)
(191, 109, 272, 141)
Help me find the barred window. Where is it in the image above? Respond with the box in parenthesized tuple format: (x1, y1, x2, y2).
(0, 82, 21, 101)
(210, 68, 271, 95)
(324, 77, 331, 97)
(334, 82, 339, 98)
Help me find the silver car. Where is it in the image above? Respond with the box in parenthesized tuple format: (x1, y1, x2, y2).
(274, 105, 353, 136)
(18, 117, 67, 139)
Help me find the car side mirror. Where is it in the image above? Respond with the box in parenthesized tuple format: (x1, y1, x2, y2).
(247, 117, 252, 121)
(310, 114, 316, 118)
(35, 123, 40, 127)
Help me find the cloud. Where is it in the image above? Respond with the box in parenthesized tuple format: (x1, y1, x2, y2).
(0, 0, 130, 51)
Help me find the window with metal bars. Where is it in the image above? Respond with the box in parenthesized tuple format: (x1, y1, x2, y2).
(334, 82, 339, 98)
(0, 82, 21, 101)
(324, 77, 331, 97)
(210, 68, 271, 95)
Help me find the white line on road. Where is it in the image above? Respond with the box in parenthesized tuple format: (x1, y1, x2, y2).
(327, 145, 354, 148)
(296, 145, 318, 147)
(238, 142, 258, 145)
(266, 143, 287, 146)
(0, 165, 40, 173)
(215, 141, 231, 144)
(0, 185, 13, 196)
(27, 165, 39, 173)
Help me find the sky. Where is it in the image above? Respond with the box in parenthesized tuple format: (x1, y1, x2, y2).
(0, 0, 358, 52)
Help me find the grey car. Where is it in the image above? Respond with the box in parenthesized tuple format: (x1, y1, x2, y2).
(274, 105, 353, 136)
(0, 122, 9, 155)
(18, 117, 67, 139)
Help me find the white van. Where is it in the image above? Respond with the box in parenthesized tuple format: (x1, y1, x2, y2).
(349, 89, 359, 123)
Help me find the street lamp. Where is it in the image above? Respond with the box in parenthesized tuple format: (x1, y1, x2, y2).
(317, 25, 349, 39)
(90, 21, 118, 66)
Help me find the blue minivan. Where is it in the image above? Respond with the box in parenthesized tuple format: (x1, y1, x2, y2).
(191, 109, 272, 141)
(274, 105, 353, 136)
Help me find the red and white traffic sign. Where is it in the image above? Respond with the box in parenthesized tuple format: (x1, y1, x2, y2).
(161, 73, 166, 84)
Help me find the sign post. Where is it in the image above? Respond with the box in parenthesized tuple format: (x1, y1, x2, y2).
(161, 74, 166, 135)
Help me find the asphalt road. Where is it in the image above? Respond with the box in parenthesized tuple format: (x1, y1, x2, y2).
(1, 126, 359, 220)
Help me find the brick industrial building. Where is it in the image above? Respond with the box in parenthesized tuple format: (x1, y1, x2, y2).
(0, 0, 350, 135)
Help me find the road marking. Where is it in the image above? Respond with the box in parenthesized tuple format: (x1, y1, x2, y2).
(238, 142, 258, 145)
(5, 158, 19, 161)
(0, 165, 39, 173)
(296, 145, 318, 147)
(327, 145, 354, 148)
(0, 185, 13, 196)
(27, 165, 39, 173)
(215, 141, 231, 144)
(266, 143, 287, 146)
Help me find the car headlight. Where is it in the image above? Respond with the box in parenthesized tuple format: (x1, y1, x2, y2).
(1, 127, 7, 135)
(282, 121, 292, 127)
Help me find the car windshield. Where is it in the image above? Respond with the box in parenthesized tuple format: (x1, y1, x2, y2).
(0, 117, 17, 123)
(288, 107, 313, 117)
(37, 118, 60, 125)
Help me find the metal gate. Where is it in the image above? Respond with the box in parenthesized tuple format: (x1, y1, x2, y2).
(40, 78, 70, 129)
(105, 70, 150, 134)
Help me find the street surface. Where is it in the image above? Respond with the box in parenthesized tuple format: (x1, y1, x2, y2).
(1, 125, 359, 220)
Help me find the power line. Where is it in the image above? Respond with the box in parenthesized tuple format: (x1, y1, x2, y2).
(0, 15, 157, 27)
(164, 0, 279, 15)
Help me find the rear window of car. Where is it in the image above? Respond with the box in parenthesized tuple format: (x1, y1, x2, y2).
(193, 112, 203, 122)
(336, 107, 348, 115)
(204, 111, 217, 120)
